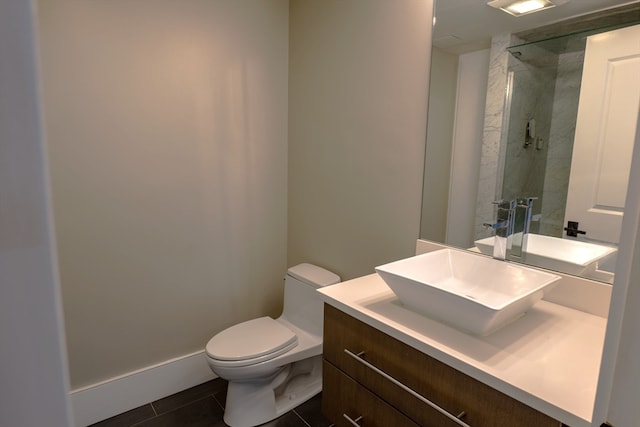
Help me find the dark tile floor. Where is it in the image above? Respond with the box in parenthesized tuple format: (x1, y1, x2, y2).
(89, 378, 333, 427)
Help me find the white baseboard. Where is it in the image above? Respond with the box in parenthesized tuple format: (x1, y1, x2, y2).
(70, 350, 216, 427)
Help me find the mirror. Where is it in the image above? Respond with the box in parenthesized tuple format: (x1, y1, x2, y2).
(420, 1, 640, 283)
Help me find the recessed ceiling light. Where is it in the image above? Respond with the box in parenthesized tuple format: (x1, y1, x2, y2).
(487, 0, 569, 17)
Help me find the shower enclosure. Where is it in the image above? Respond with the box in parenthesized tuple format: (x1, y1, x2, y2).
(499, 19, 639, 239)
(500, 33, 587, 238)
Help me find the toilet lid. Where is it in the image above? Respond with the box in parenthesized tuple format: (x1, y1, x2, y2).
(206, 317, 297, 362)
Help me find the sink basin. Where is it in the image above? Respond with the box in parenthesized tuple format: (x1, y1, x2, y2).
(375, 248, 561, 335)
(474, 234, 617, 276)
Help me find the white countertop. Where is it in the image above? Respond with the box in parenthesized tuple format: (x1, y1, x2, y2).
(318, 273, 607, 427)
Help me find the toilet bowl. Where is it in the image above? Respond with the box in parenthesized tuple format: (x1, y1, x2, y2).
(205, 263, 340, 427)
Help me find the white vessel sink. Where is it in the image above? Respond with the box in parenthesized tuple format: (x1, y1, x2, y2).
(375, 248, 561, 336)
(474, 234, 617, 276)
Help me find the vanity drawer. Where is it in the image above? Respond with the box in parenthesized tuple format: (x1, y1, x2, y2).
(323, 360, 420, 427)
(323, 304, 562, 427)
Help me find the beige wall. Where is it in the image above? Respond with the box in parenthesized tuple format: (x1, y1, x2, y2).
(37, 0, 432, 388)
(37, 0, 289, 388)
(288, 0, 433, 280)
(421, 47, 458, 243)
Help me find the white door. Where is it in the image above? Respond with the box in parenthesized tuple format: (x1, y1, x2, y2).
(564, 24, 640, 244)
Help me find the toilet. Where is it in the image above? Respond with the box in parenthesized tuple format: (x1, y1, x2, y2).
(205, 263, 340, 427)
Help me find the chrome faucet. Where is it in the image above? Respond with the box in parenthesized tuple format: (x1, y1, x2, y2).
(511, 197, 537, 258)
(483, 199, 516, 260)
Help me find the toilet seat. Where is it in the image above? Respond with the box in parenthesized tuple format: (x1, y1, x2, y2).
(206, 317, 298, 368)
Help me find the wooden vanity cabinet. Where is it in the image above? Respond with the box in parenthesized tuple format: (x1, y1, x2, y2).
(323, 361, 420, 427)
(322, 304, 563, 427)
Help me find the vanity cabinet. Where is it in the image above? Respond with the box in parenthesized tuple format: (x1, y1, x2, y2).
(322, 304, 564, 427)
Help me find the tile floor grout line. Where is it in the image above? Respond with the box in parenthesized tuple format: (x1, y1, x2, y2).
(129, 410, 158, 427)
(155, 391, 225, 417)
(130, 395, 218, 427)
(213, 392, 226, 411)
(130, 416, 156, 427)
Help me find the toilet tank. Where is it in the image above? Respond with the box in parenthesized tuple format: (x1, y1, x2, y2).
(280, 263, 340, 337)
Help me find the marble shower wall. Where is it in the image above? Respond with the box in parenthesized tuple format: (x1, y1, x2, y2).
(474, 33, 511, 241)
(474, 33, 584, 241)
(501, 46, 557, 235)
(539, 50, 584, 237)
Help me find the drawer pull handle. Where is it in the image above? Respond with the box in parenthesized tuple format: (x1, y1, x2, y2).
(344, 348, 472, 427)
(343, 414, 363, 426)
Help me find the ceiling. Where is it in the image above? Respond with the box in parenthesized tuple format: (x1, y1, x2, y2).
(433, 0, 640, 54)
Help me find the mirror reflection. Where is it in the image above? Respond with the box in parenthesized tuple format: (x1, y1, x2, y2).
(421, 1, 640, 283)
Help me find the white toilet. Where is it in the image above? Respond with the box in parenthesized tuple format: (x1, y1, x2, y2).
(205, 263, 340, 427)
